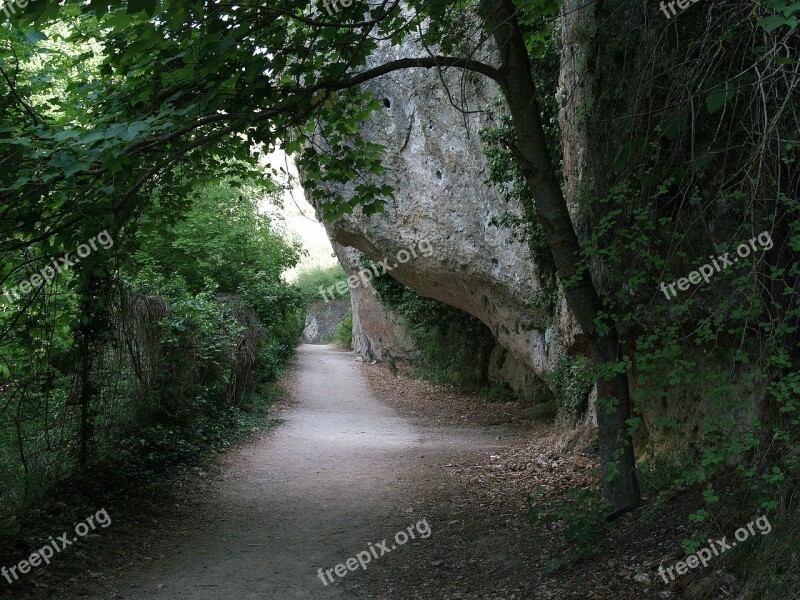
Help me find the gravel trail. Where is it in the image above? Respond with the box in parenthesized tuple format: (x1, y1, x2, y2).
(92, 344, 514, 599)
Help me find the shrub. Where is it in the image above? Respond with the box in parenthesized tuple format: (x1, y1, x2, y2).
(295, 265, 349, 304)
(334, 312, 353, 349)
(483, 382, 518, 403)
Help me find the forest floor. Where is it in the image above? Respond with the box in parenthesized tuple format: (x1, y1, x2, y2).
(17, 344, 736, 599)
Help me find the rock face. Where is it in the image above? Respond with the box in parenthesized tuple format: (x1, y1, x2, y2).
(331, 241, 414, 361)
(305, 6, 773, 450)
(312, 41, 580, 396)
(302, 297, 350, 344)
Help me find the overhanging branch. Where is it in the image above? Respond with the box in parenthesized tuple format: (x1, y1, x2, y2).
(312, 56, 505, 93)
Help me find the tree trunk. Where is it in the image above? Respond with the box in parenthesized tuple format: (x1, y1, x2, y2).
(76, 271, 107, 469)
(78, 317, 94, 469)
(478, 0, 641, 513)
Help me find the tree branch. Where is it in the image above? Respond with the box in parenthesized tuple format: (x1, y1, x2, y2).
(311, 55, 505, 93)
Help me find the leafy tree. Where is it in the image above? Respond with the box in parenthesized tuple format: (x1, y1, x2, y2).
(294, 264, 349, 304)
(131, 180, 300, 296)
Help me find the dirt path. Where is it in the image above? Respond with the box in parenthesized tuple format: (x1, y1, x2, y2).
(31, 344, 699, 600)
(75, 344, 523, 599)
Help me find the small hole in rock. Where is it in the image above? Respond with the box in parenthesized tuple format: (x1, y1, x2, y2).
(383, 98, 391, 108)
(435, 170, 442, 181)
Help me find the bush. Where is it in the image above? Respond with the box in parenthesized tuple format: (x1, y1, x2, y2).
(550, 351, 593, 422)
(483, 382, 518, 403)
(528, 487, 609, 572)
(0, 179, 304, 519)
(334, 312, 353, 349)
(525, 400, 559, 423)
(295, 265, 349, 304)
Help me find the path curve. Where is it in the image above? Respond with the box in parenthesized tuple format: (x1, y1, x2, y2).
(94, 344, 508, 599)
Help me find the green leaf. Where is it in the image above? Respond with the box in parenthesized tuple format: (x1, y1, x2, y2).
(128, 0, 157, 16)
(660, 109, 689, 141)
(123, 121, 151, 141)
(706, 83, 733, 114)
(757, 15, 792, 32)
(782, 1, 800, 16)
(23, 29, 48, 45)
(81, 129, 106, 145)
(612, 139, 646, 172)
(53, 130, 82, 142)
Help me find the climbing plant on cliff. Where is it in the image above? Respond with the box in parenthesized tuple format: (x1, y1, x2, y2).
(574, 0, 800, 554)
(363, 257, 495, 387)
(475, 0, 641, 513)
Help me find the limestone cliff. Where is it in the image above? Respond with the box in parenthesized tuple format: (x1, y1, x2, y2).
(309, 41, 583, 398)
(331, 242, 414, 362)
